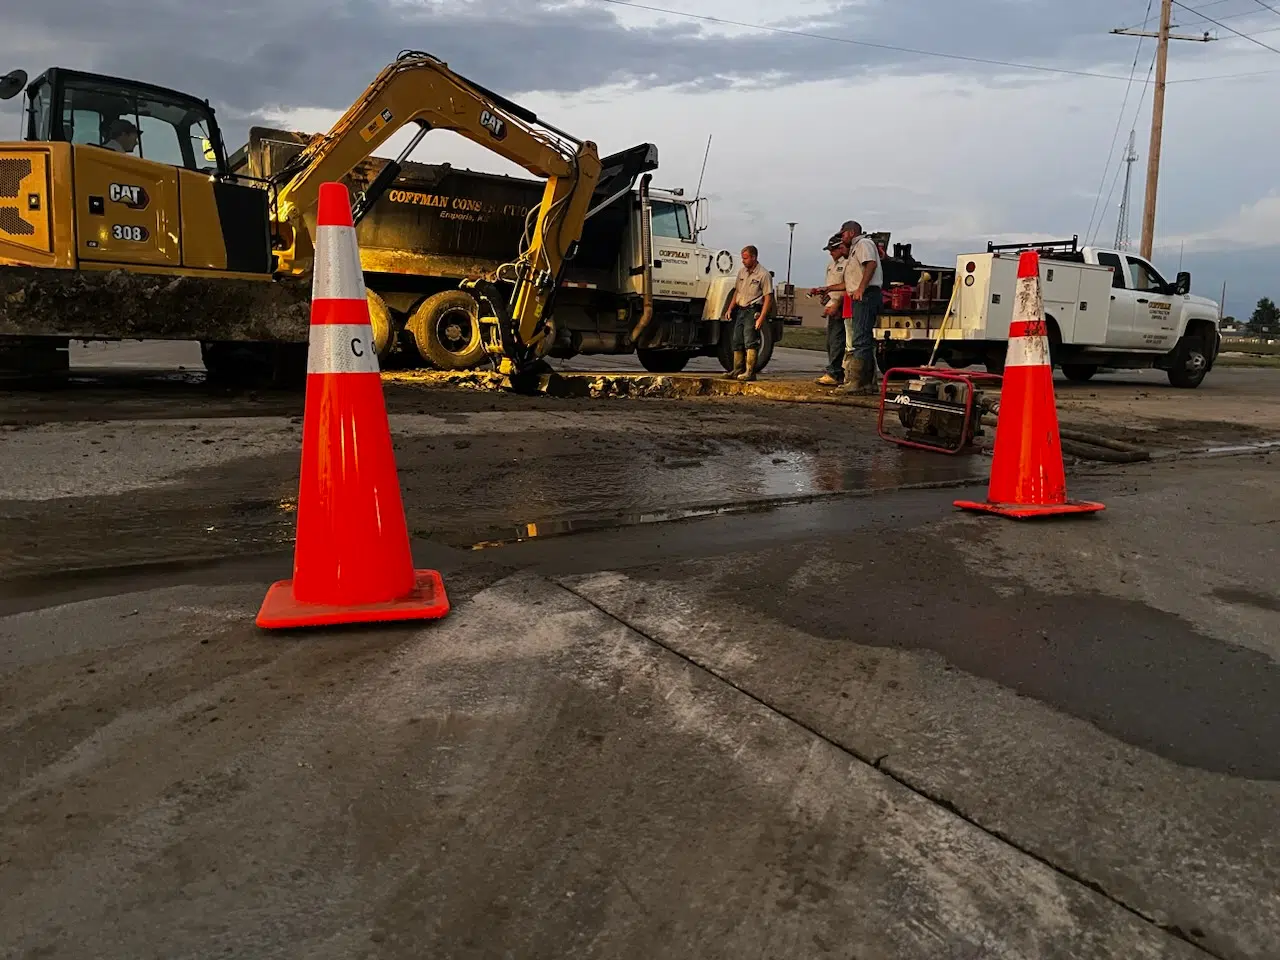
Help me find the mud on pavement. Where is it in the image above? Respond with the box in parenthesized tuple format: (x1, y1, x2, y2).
(2, 365, 1279, 958)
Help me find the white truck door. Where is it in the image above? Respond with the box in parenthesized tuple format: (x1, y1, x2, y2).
(1094, 250, 1141, 347)
(1125, 254, 1179, 351)
(649, 200, 700, 300)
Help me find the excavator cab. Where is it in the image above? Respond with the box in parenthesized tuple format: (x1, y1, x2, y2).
(1, 66, 273, 275)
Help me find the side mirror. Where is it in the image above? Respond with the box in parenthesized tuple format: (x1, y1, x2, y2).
(1175, 271, 1191, 295)
(0, 69, 27, 101)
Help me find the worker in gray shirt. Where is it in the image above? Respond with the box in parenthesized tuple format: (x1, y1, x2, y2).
(721, 244, 773, 381)
(818, 219, 883, 394)
(809, 233, 848, 386)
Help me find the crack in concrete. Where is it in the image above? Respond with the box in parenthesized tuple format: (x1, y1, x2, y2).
(558, 580, 1223, 960)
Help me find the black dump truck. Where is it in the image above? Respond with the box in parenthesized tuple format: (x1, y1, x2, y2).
(231, 127, 783, 374)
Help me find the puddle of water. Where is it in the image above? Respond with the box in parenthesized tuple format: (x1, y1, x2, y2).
(0, 439, 987, 579)
(462, 443, 986, 549)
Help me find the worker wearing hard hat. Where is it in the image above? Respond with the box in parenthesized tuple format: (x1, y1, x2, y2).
(809, 233, 848, 386)
(816, 219, 883, 394)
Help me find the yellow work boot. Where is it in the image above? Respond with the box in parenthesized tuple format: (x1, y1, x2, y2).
(738, 348, 758, 382)
(723, 350, 745, 379)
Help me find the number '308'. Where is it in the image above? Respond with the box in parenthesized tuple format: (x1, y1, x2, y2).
(111, 224, 148, 242)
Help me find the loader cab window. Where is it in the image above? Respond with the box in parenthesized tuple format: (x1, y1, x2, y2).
(26, 80, 53, 141)
(55, 77, 221, 172)
(1094, 251, 1127, 289)
(650, 200, 693, 242)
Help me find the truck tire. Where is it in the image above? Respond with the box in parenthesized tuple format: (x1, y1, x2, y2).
(717, 319, 775, 373)
(1062, 363, 1098, 382)
(406, 290, 486, 370)
(1167, 334, 1210, 389)
(638, 349, 693, 373)
(366, 289, 395, 359)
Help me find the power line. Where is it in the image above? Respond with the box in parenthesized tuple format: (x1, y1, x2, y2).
(1086, 0, 1153, 243)
(1092, 49, 1160, 246)
(1119, 0, 1231, 30)
(590, 0, 1159, 83)
(1246, 0, 1280, 17)
(1170, 65, 1280, 79)
(1170, 0, 1280, 52)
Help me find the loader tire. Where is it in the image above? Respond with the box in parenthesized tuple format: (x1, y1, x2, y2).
(407, 290, 486, 370)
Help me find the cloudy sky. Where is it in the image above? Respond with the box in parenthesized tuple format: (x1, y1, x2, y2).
(4, 0, 1278, 318)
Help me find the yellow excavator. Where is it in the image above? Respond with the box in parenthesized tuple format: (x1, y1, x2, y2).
(0, 50, 602, 380)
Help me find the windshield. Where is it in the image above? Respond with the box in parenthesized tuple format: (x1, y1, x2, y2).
(650, 200, 692, 242)
(57, 77, 219, 172)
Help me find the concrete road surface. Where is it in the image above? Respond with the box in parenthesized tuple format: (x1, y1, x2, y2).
(3, 357, 1278, 959)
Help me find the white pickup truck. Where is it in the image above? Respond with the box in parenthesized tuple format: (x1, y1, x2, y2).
(876, 236, 1223, 388)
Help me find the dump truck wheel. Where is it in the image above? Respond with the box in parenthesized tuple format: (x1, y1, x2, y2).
(638, 349, 693, 373)
(716, 319, 774, 372)
(366, 289, 395, 359)
(407, 290, 486, 370)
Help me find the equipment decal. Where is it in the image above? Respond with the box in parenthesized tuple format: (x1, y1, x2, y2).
(111, 224, 149, 242)
(360, 108, 394, 142)
(479, 109, 507, 141)
(108, 183, 148, 209)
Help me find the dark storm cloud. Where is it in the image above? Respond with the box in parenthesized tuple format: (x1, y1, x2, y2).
(1, 0, 1162, 121)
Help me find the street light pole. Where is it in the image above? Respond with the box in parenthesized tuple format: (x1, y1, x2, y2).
(785, 222, 797, 286)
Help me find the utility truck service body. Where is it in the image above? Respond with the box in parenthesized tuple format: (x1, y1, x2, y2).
(875, 237, 1222, 388)
(233, 126, 770, 375)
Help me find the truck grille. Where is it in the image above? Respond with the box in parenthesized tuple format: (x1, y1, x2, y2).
(0, 208, 35, 236)
(0, 158, 29, 198)
(0, 154, 49, 251)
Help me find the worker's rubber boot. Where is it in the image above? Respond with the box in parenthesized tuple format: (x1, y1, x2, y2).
(724, 350, 745, 379)
(738, 348, 758, 382)
(838, 355, 872, 395)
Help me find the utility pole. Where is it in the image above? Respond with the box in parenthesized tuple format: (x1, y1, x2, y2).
(1115, 130, 1139, 250)
(1112, 1, 1215, 259)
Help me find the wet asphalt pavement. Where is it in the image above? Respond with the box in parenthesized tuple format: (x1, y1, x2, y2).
(1, 350, 1279, 959)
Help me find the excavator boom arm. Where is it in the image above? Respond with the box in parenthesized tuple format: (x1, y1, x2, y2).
(272, 51, 602, 358)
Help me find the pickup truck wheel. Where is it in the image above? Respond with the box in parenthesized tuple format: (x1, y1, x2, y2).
(1061, 363, 1098, 382)
(1167, 336, 1210, 388)
(407, 290, 486, 370)
(637, 349, 693, 374)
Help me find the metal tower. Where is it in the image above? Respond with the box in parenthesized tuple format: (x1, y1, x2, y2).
(1115, 130, 1139, 251)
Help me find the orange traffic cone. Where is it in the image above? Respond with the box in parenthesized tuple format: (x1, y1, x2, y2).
(256, 181, 450, 629)
(954, 250, 1104, 519)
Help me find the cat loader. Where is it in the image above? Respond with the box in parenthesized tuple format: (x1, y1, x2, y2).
(0, 51, 603, 382)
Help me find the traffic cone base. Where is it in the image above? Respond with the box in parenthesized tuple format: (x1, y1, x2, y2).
(952, 497, 1104, 519)
(257, 180, 450, 630)
(256, 569, 449, 629)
